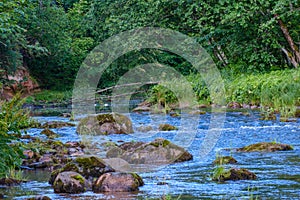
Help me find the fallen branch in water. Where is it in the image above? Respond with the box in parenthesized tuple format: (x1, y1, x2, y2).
(95, 81, 159, 94)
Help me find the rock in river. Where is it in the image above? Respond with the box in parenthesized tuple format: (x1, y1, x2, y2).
(41, 121, 75, 129)
(237, 142, 293, 152)
(213, 156, 237, 165)
(158, 124, 178, 131)
(76, 113, 133, 135)
(93, 172, 144, 192)
(106, 138, 193, 165)
(213, 168, 257, 182)
(53, 171, 89, 194)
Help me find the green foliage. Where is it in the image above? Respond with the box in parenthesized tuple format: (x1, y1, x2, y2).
(226, 69, 300, 118)
(6, 167, 27, 181)
(187, 74, 210, 102)
(26, 90, 72, 104)
(0, 95, 34, 177)
(1, 0, 300, 101)
(147, 76, 199, 111)
(0, 94, 33, 132)
(0, 0, 48, 87)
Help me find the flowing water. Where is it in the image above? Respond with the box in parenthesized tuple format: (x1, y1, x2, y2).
(1, 109, 300, 199)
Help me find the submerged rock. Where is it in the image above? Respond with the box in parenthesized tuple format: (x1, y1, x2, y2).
(92, 172, 144, 192)
(136, 125, 153, 132)
(237, 142, 293, 152)
(41, 129, 58, 138)
(158, 124, 178, 131)
(169, 112, 180, 117)
(279, 117, 297, 122)
(213, 156, 237, 165)
(41, 121, 75, 129)
(76, 113, 133, 135)
(106, 138, 193, 165)
(132, 106, 151, 112)
(213, 168, 256, 182)
(25, 195, 51, 200)
(49, 156, 115, 185)
(189, 110, 206, 115)
(22, 140, 84, 170)
(53, 171, 89, 194)
(227, 102, 241, 109)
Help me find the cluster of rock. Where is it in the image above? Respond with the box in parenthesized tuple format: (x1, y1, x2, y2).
(49, 156, 144, 194)
(212, 142, 294, 182)
(22, 140, 84, 169)
(18, 113, 194, 197)
(2, 111, 296, 199)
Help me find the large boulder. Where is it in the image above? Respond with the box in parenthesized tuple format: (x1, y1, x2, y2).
(53, 171, 88, 194)
(92, 172, 144, 192)
(237, 142, 293, 152)
(106, 138, 193, 165)
(49, 156, 115, 185)
(76, 113, 133, 135)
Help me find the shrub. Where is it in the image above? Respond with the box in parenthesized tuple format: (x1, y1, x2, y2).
(0, 94, 32, 177)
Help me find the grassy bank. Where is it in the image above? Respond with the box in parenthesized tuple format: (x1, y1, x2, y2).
(25, 90, 72, 105)
(226, 69, 300, 118)
(148, 68, 300, 119)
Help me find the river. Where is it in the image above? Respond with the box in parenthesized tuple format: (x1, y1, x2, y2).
(1, 109, 299, 199)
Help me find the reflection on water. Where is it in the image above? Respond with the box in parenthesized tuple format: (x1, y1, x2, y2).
(2, 110, 300, 199)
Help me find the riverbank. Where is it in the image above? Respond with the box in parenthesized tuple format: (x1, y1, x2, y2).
(22, 68, 300, 120)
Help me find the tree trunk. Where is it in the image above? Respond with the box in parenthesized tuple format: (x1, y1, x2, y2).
(208, 38, 228, 67)
(275, 14, 300, 68)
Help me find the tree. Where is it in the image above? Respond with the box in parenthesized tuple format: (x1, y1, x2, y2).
(0, 0, 47, 92)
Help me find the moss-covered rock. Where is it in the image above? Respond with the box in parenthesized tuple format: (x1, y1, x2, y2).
(53, 171, 88, 194)
(25, 195, 51, 200)
(132, 106, 151, 112)
(279, 117, 297, 122)
(158, 124, 178, 131)
(237, 142, 293, 152)
(212, 168, 256, 182)
(136, 125, 153, 132)
(227, 102, 241, 109)
(22, 139, 84, 170)
(106, 138, 192, 165)
(170, 112, 180, 117)
(76, 113, 133, 135)
(92, 172, 144, 192)
(41, 121, 75, 129)
(41, 129, 58, 138)
(189, 110, 206, 115)
(213, 156, 237, 165)
(49, 156, 115, 185)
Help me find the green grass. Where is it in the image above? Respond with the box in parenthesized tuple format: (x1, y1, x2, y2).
(25, 90, 72, 104)
(6, 167, 27, 181)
